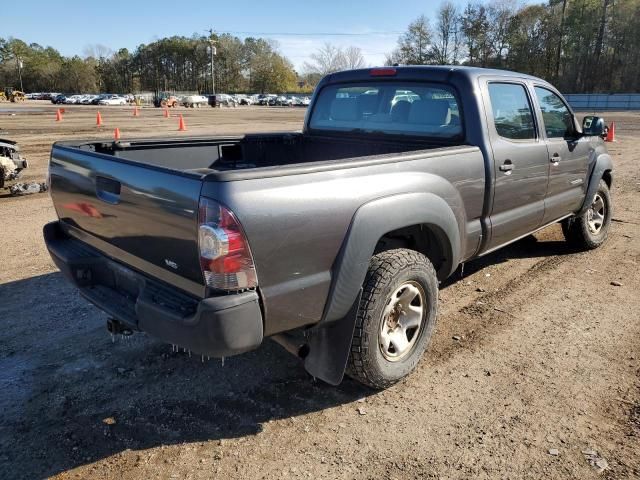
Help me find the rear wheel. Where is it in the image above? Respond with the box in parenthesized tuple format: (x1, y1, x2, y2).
(347, 249, 438, 389)
(562, 179, 612, 250)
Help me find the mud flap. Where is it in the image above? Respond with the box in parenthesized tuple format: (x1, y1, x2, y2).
(303, 288, 362, 385)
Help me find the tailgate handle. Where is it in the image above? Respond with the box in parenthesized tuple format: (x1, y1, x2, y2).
(96, 176, 121, 204)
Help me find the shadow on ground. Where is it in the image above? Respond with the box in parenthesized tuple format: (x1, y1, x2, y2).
(442, 234, 574, 287)
(0, 233, 574, 479)
(0, 272, 372, 479)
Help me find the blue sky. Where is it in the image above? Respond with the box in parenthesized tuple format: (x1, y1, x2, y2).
(4, 0, 509, 70)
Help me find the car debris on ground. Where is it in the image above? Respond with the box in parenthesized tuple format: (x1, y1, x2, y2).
(0, 138, 28, 189)
(8, 181, 47, 196)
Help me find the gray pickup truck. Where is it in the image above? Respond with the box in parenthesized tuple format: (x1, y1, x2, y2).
(44, 66, 613, 389)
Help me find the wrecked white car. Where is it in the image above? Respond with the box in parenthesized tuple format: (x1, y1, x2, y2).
(0, 139, 28, 189)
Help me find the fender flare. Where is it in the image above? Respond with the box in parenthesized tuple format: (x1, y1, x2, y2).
(577, 153, 613, 216)
(321, 192, 462, 325)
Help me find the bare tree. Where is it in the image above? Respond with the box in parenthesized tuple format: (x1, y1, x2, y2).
(488, 0, 518, 66)
(303, 43, 347, 75)
(432, 2, 463, 64)
(83, 44, 113, 60)
(462, 3, 492, 66)
(344, 46, 366, 69)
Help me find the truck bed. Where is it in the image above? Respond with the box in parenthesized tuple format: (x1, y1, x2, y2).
(66, 133, 456, 174)
(50, 132, 484, 328)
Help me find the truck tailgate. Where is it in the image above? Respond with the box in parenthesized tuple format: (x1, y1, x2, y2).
(49, 144, 205, 295)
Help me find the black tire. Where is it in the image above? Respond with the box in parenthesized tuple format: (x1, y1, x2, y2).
(346, 249, 438, 389)
(562, 180, 612, 250)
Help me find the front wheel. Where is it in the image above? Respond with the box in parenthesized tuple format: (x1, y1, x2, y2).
(346, 249, 438, 389)
(562, 179, 612, 250)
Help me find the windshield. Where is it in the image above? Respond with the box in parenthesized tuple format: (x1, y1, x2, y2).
(309, 81, 463, 139)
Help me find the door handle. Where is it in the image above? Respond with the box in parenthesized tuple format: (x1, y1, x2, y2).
(499, 160, 514, 173)
(550, 153, 562, 163)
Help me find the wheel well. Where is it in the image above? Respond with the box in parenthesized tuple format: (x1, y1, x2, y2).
(374, 224, 451, 278)
(602, 170, 612, 189)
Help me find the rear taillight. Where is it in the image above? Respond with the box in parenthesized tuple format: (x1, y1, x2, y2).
(198, 198, 257, 291)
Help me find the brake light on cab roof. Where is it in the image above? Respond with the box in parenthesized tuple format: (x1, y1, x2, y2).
(370, 68, 397, 77)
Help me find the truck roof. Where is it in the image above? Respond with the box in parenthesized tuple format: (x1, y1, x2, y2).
(322, 65, 549, 87)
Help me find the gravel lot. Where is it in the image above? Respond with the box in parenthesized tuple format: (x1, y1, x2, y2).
(0, 103, 638, 479)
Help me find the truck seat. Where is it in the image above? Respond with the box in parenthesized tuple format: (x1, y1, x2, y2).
(408, 99, 451, 126)
(391, 100, 412, 123)
(330, 98, 359, 121)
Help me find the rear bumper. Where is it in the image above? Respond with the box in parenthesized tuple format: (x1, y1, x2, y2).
(43, 221, 264, 357)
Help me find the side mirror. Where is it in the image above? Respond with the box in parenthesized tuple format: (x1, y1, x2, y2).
(582, 115, 605, 136)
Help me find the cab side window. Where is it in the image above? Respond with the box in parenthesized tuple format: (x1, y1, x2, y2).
(534, 87, 575, 138)
(488, 83, 536, 140)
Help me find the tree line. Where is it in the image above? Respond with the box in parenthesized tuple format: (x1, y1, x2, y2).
(1, 0, 638, 95)
(386, 0, 640, 94)
(0, 34, 301, 94)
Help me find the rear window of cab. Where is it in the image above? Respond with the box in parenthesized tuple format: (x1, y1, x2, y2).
(309, 82, 463, 139)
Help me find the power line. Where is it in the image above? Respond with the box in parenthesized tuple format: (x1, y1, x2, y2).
(287, 52, 389, 58)
(217, 30, 402, 37)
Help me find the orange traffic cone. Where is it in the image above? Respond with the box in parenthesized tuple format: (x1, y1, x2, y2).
(55, 109, 63, 121)
(96, 111, 103, 127)
(178, 114, 187, 131)
(114, 127, 121, 140)
(163, 108, 170, 118)
(605, 121, 616, 142)
(133, 106, 139, 117)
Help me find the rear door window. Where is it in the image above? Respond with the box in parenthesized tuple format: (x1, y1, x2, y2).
(488, 83, 536, 140)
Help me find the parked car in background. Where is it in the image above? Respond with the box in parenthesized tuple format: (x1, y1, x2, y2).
(215, 94, 238, 107)
(182, 94, 208, 108)
(258, 94, 276, 105)
(275, 95, 294, 106)
(51, 94, 67, 104)
(91, 94, 107, 105)
(64, 95, 83, 104)
(99, 94, 127, 106)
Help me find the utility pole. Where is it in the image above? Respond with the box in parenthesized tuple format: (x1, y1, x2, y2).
(17, 57, 24, 92)
(207, 29, 217, 95)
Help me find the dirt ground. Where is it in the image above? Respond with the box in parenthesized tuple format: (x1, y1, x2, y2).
(0, 103, 638, 480)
